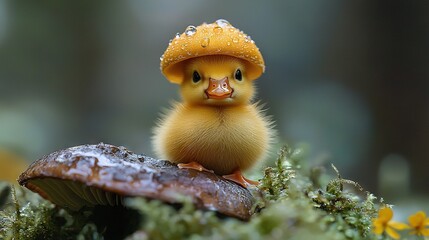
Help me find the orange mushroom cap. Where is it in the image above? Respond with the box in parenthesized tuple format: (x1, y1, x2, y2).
(160, 19, 265, 84)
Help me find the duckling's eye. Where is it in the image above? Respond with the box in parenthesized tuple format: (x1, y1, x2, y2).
(234, 69, 242, 81)
(192, 71, 201, 83)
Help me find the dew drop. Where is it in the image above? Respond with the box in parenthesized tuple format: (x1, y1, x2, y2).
(181, 44, 187, 50)
(215, 19, 230, 28)
(185, 25, 197, 36)
(244, 36, 252, 42)
(200, 37, 210, 48)
(213, 26, 223, 34)
(227, 42, 231, 46)
(232, 37, 239, 44)
(168, 39, 173, 45)
(175, 32, 180, 39)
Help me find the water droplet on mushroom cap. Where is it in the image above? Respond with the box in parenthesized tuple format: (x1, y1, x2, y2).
(215, 19, 230, 28)
(200, 37, 210, 48)
(213, 26, 223, 34)
(185, 25, 197, 36)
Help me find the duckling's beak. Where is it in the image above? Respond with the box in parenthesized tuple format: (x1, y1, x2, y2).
(205, 77, 233, 99)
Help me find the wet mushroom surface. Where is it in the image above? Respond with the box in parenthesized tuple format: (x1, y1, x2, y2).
(18, 143, 256, 220)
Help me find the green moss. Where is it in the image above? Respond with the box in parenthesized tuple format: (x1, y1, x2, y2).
(124, 198, 220, 240)
(0, 145, 385, 239)
(259, 146, 297, 201)
(0, 187, 55, 239)
(308, 165, 379, 238)
(0, 186, 103, 240)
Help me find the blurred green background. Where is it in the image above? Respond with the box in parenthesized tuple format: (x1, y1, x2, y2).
(0, 0, 428, 206)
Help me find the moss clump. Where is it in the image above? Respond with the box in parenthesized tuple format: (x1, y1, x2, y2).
(0, 187, 56, 239)
(0, 145, 384, 239)
(308, 164, 379, 238)
(125, 198, 220, 240)
(0, 185, 104, 240)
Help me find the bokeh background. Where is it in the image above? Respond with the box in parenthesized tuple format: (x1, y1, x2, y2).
(0, 0, 428, 210)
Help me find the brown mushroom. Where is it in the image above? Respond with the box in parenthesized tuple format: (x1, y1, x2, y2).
(160, 19, 265, 84)
(18, 143, 256, 220)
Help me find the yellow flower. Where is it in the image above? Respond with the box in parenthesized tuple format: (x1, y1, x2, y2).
(408, 211, 429, 236)
(372, 207, 408, 239)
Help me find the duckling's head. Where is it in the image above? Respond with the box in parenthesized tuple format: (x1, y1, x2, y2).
(180, 55, 254, 106)
(160, 19, 265, 88)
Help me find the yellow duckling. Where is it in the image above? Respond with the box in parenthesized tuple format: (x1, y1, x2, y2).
(153, 20, 274, 187)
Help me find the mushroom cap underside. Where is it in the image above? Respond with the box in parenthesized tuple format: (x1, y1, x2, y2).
(18, 143, 255, 220)
(160, 19, 265, 84)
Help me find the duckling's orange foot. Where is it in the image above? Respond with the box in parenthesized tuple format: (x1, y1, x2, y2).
(223, 170, 259, 188)
(178, 162, 214, 173)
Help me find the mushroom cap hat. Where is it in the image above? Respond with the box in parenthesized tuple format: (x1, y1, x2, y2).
(160, 19, 265, 84)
